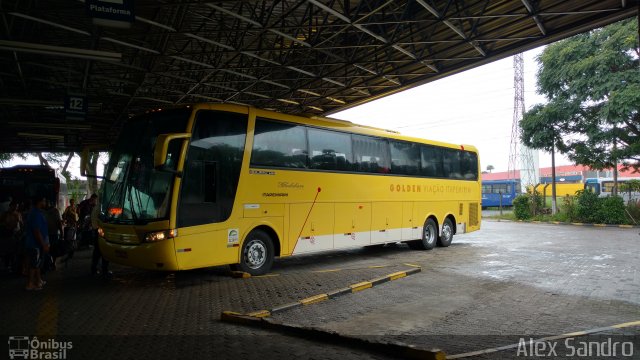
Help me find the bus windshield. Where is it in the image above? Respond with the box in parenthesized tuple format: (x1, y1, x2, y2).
(101, 108, 191, 224)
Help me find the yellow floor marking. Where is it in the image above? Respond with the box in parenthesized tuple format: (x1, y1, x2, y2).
(367, 265, 387, 268)
(247, 310, 271, 318)
(611, 320, 640, 328)
(312, 269, 343, 273)
(403, 263, 422, 268)
(300, 293, 329, 305)
(388, 271, 407, 280)
(350, 281, 373, 292)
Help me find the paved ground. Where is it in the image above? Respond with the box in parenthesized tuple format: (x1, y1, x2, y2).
(1, 221, 638, 359)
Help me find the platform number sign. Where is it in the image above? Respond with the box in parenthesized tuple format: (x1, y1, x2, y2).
(65, 94, 88, 118)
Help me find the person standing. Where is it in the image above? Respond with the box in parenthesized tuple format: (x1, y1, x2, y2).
(62, 199, 78, 228)
(0, 201, 22, 273)
(45, 199, 63, 270)
(90, 196, 111, 279)
(25, 195, 49, 290)
(78, 194, 97, 248)
(61, 199, 78, 264)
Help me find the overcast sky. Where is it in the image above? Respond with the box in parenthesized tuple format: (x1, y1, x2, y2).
(8, 46, 567, 177)
(334, 45, 569, 173)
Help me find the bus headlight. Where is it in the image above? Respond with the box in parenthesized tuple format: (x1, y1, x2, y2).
(145, 229, 178, 242)
(97, 227, 105, 238)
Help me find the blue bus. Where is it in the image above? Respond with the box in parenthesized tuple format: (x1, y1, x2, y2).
(481, 179, 521, 208)
(584, 177, 640, 203)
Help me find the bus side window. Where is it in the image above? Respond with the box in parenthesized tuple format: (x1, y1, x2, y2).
(251, 119, 308, 169)
(178, 111, 248, 227)
(420, 145, 444, 178)
(390, 141, 419, 175)
(308, 128, 353, 171)
(352, 135, 390, 174)
(442, 149, 462, 179)
(461, 151, 478, 180)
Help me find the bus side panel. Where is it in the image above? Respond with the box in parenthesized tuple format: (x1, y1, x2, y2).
(334, 202, 371, 248)
(401, 202, 418, 240)
(289, 203, 334, 254)
(413, 201, 441, 233)
(371, 202, 403, 244)
(174, 225, 239, 269)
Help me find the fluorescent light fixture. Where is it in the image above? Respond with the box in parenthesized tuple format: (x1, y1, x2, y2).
(186, 33, 234, 51)
(322, 77, 345, 87)
(18, 132, 65, 140)
(261, 80, 290, 89)
(0, 40, 121, 62)
(10, 12, 90, 36)
(297, 89, 321, 97)
(276, 98, 300, 105)
(9, 122, 92, 130)
(326, 97, 346, 104)
(287, 66, 316, 77)
(244, 92, 270, 99)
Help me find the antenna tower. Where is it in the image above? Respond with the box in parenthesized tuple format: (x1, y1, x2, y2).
(508, 53, 539, 192)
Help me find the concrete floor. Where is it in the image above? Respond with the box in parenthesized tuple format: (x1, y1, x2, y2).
(1, 221, 638, 359)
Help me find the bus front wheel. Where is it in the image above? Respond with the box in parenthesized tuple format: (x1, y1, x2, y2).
(237, 230, 274, 276)
(407, 218, 437, 250)
(438, 218, 454, 247)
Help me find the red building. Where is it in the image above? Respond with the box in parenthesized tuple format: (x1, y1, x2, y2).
(482, 164, 640, 183)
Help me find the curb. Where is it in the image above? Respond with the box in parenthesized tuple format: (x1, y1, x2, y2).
(220, 312, 445, 360)
(220, 267, 440, 359)
(224, 267, 421, 317)
(484, 219, 639, 229)
(237, 267, 421, 317)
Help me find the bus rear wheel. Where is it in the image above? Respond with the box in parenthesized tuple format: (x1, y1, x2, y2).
(438, 218, 454, 247)
(237, 230, 274, 276)
(407, 218, 437, 250)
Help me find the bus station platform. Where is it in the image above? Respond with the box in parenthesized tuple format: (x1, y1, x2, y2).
(1, 221, 639, 359)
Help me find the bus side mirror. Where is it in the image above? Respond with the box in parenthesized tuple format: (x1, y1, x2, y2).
(154, 133, 191, 169)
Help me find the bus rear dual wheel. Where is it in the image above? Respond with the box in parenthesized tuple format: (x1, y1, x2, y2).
(407, 218, 454, 250)
(232, 229, 274, 276)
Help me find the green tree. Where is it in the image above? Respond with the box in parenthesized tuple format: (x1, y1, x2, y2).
(486, 164, 494, 173)
(525, 19, 640, 183)
(520, 102, 570, 214)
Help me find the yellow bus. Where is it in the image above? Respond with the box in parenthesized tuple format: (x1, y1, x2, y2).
(88, 104, 481, 275)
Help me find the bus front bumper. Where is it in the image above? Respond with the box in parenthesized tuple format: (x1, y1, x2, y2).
(99, 238, 179, 271)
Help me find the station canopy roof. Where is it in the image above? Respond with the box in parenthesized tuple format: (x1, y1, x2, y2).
(0, 0, 637, 152)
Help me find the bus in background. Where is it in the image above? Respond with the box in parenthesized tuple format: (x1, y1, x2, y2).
(86, 104, 481, 275)
(0, 165, 68, 210)
(584, 177, 640, 202)
(481, 179, 520, 208)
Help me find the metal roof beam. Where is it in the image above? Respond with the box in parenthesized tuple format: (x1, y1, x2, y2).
(521, 0, 547, 35)
(415, 0, 486, 57)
